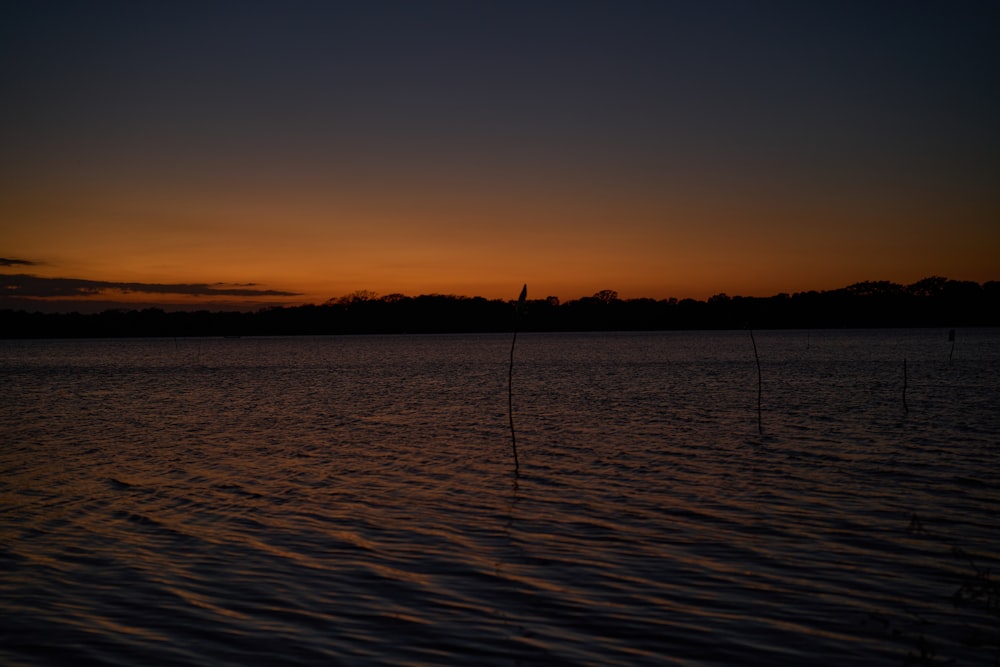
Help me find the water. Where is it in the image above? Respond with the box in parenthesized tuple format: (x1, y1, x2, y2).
(1, 330, 998, 666)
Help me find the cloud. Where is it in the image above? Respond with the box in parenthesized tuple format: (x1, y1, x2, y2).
(0, 274, 302, 298)
(0, 257, 40, 267)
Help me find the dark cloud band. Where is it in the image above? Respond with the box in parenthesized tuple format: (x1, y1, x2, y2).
(0, 274, 301, 298)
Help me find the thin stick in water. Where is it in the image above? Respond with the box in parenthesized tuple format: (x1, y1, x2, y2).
(902, 356, 909, 414)
(750, 328, 762, 435)
(508, 284, 527, 472)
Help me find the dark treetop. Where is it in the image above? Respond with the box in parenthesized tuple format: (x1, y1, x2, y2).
(2, 277, 998, 339)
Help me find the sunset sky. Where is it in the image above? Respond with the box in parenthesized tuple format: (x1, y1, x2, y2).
(2, 1, 998, 311)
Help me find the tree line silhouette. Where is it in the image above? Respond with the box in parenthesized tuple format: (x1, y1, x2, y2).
(1, 277, 997, 339)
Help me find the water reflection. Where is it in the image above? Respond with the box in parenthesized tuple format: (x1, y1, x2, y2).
(1, 330, 998, 666)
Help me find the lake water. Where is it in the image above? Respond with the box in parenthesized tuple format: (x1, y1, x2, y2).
(1, 330, 998, 666)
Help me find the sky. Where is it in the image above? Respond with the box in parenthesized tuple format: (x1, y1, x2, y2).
(2, 1, 998, 311)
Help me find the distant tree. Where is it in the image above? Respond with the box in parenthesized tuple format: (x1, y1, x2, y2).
(941, 279, 981, 298)
(593, 289, 619, 303)
(333, 290, 379, 305)
(907, 276, 948, 298)
(845, 280, 904, 297)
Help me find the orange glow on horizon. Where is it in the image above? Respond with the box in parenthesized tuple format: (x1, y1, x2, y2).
(6, 174, 996, 309)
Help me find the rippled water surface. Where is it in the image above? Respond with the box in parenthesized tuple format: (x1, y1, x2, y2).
(2, 330, 998, 666)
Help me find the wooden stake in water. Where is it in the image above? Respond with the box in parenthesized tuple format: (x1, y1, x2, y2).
(509, 284, 527, 472)
(750, 328, 762, 435)
(948, 329, 956, 363)
(902, 357, 909, 415)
